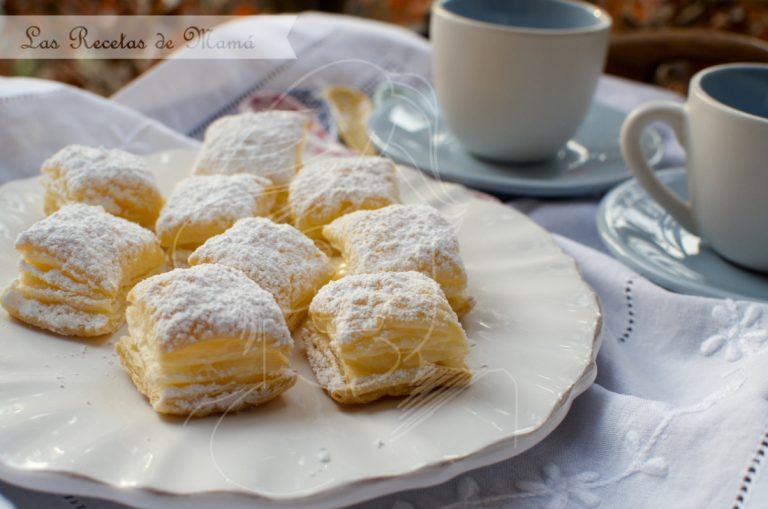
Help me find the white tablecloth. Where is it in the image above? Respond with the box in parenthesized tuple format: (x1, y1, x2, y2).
(1, 13, 767, 509)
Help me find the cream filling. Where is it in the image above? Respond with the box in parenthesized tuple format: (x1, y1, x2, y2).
(160, 221, 229, 250)
(126, 306, 291, 390)
(18, 281, 115, 314)
(331, 323, 468, 380)
(20, 260, 95, 295)
(21, 243, 163, 298)
(17, 250, 162, 318)
(21, 251, 109, 294)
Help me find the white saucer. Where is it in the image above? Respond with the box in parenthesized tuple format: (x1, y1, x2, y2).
(598, 168, 768, 302)
(367, 85, 663, 197)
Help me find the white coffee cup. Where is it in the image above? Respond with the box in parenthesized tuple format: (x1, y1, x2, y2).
(430, 0, 611, 162)
(621, 63, 768, 272)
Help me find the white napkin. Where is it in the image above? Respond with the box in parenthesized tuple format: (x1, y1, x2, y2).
(0, 77, 196, 183)
(2, 13, 767, 509)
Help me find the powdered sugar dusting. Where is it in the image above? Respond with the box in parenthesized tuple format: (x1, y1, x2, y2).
(128, 264, 292, 352)
(310, 272, 453, 345)
(317, 448, 331, 463)
(323, 204, 467, 287)
(193, 111, 307, 187)
(155, 174, 274, 245)
(15, 203, 161, 293)
(289, 156, 399, 231)
(188, 217, 332, 317)
(42, 145, 162, 221)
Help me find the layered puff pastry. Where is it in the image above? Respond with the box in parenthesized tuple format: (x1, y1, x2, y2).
(116, 264, 296, 416)
(322, 204, 474, 316)
(298, 272, 471, 404)
(193, 111, 308, 216)
(0, 203, 164, 337)
(188, 217, 333, 330)
(41, 145, 163, 228)
(288, 156, 399, 245)
(154, 174, 274, 265)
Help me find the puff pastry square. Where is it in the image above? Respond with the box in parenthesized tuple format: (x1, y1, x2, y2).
(42, 145, 163, 228)
(299, 272, 471, 404)
(322, 204, 474, 316)
(288, 156, 399, 244)
(154, 174, 274, 260)
(193, 111, 308, 215)
(116, 264, 296, 416)
(188, 217, 332, 331)
(1, 203, 165, 337)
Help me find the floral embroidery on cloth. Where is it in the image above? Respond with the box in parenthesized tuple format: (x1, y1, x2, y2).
(394, 380, 743, 509)
(700, 300, 768, 361)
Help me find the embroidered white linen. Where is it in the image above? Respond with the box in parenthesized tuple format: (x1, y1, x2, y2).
(0, 13, 767, 509)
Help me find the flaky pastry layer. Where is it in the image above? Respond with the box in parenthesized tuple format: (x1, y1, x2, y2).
(188, 217, 332, 331)
(299, 320, 470, 405)
(41, 145, 163, 228)
(288, 156, 399, 244)
(1, 204, 164, 336)
(302, 272, 471, 404)
(117, 264, 296, 415)
(322, 204, 474, 316)
(117, 334, 296, 416)
(155, 174, 275, 249)
(1, 281, 124, 337)
(193, 111, 308, 188)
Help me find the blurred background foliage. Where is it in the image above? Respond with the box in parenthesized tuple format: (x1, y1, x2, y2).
(2, 0, 768, 96)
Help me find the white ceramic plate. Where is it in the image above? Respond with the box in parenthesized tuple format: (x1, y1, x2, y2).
(0, 150, 601, 509)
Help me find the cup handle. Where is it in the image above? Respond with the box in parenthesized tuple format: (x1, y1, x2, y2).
(620, 101, 698, 235)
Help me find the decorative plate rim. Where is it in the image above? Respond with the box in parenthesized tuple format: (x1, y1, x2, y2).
(0, 350, 600, 509)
